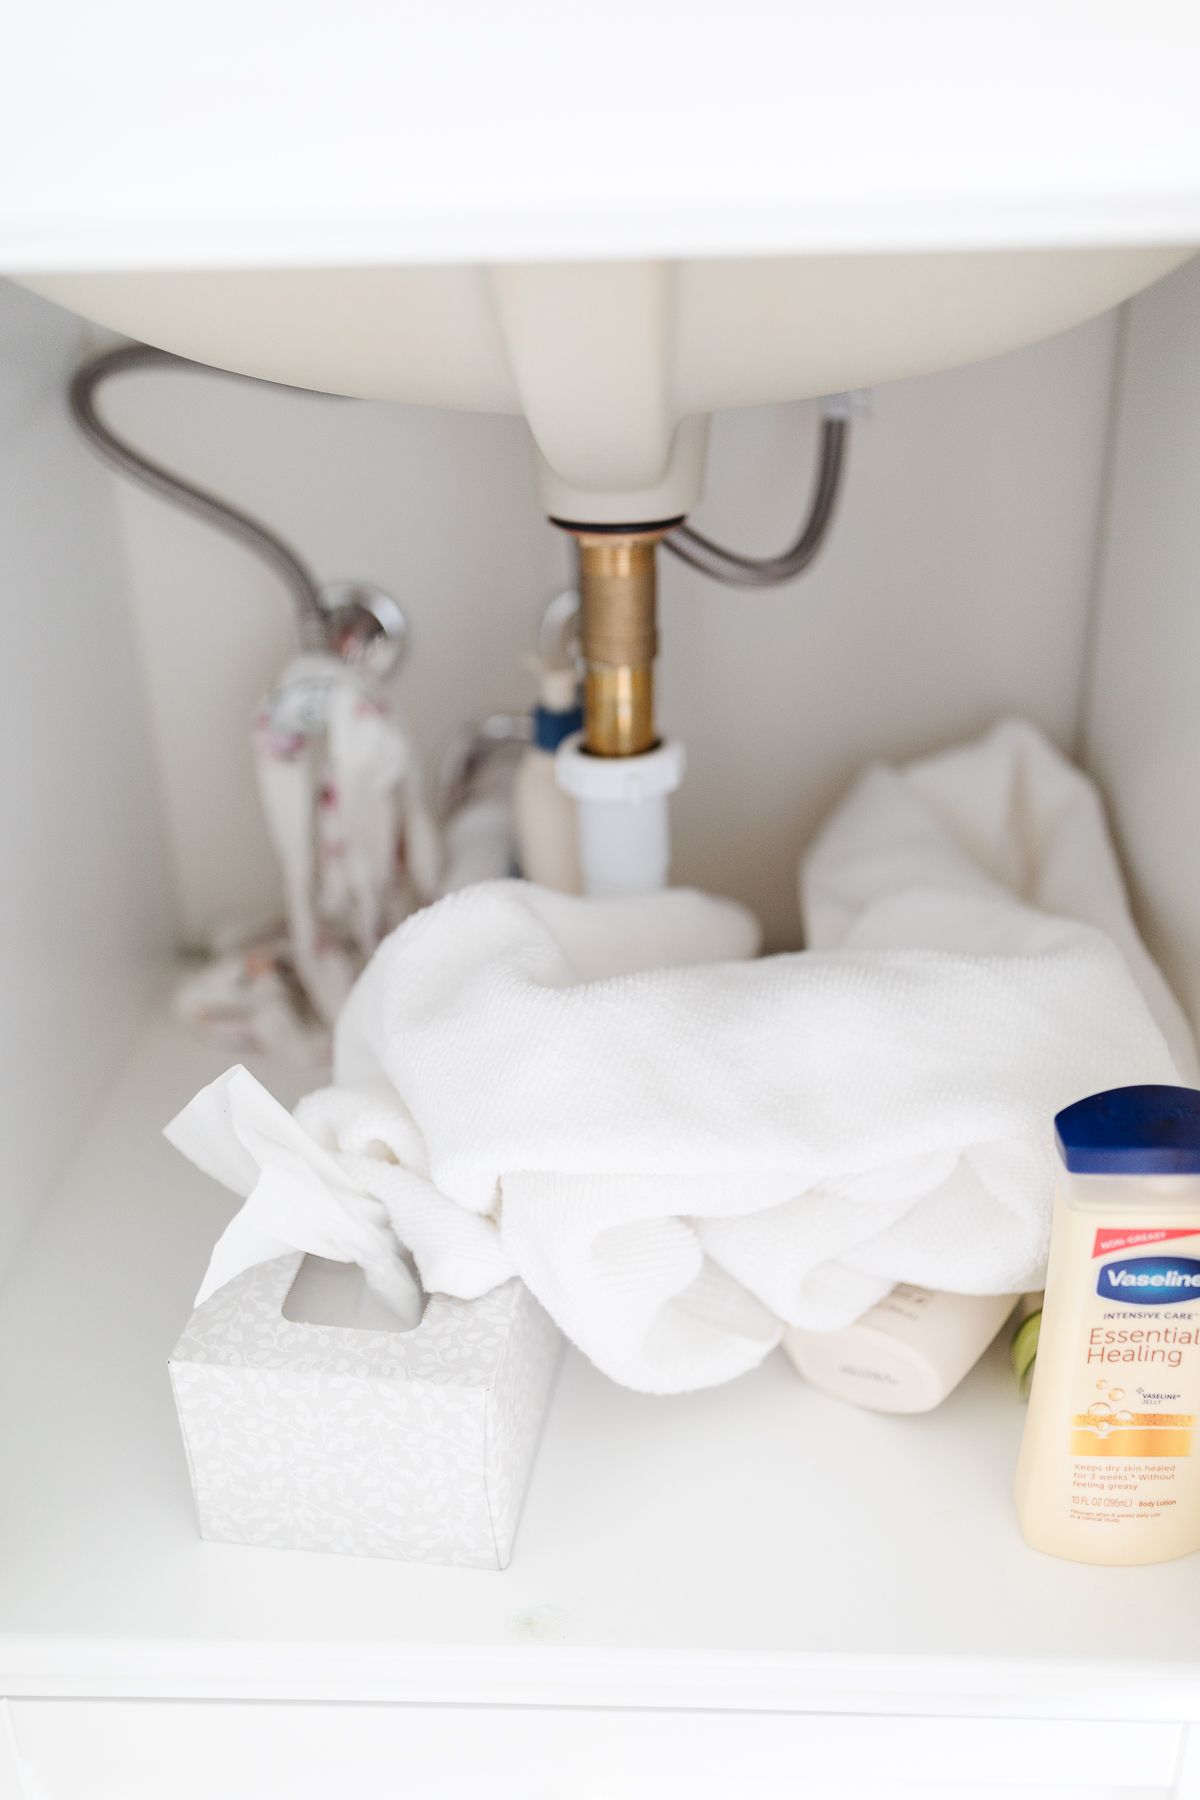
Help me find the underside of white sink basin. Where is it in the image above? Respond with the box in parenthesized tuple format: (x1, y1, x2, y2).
(19, 247, 1192, 521)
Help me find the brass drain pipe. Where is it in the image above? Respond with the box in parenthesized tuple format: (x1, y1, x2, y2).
(557, 522, 677, 758)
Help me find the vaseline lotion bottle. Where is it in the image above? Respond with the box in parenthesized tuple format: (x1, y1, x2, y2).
(1016, 1085, 1200, 1566)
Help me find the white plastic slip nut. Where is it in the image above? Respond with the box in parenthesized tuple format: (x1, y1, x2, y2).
(554, 735, 686, 804)
(554, 736, 686, 898)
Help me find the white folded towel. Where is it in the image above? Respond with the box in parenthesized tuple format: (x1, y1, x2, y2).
(167, 720, 1195, 1393)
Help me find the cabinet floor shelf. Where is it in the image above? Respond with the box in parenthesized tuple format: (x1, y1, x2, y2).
(0, 1007, 1196, 1726)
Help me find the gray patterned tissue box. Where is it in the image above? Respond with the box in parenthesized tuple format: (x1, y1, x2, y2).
(169, 1255, 563, 1570)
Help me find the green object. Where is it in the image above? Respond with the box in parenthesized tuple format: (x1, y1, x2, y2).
(1012, 1309, 1041, 1399)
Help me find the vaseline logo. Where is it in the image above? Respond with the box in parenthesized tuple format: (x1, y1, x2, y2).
(1099, 1256, 1200, 1306)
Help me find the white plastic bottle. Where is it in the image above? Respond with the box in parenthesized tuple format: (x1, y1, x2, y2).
(513, 664, 583, 892)
(1016, 1084, 1200, 1566)
(783, 1284, 1018, 1414)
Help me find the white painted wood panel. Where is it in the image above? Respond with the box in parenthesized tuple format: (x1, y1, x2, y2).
(0, 283, 170, 1285)
(0, 1704, 28, 1800)
(4, 1702, 1182, 1800)
(1, 3, 1199, 268)
(1084, 255, 1200, 1034)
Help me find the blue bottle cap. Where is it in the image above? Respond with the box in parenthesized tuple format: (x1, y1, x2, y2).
(533, 702, 583, 752)
(1055, 1085, 1200, 1175)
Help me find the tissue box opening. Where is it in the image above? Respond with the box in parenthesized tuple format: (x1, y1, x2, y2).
(282, 1254, 425, 1333)
(169, 1256, 562, 1570)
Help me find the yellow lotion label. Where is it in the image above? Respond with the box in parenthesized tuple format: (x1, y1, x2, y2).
(1065, 1227, 1200, 1532)
(1018, 1212, 1200, 1561)
(1016, 1092, 1200, 1565)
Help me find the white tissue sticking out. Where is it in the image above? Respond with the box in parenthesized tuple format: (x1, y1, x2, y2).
(164, 1063, 423, 1330)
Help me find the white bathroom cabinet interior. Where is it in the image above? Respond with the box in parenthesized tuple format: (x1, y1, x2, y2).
(4, 258, 1200, 1792)
(1, 1016, 1198, 1799)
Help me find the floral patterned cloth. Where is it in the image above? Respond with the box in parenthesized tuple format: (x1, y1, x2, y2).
(175, 653, 440, 1061)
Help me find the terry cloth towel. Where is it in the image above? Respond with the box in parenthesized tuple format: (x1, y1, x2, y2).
(166, 720, 1196, 1394)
